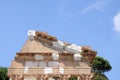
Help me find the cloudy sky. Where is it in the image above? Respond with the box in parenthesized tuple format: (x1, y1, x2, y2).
(0, 0, 120, 79)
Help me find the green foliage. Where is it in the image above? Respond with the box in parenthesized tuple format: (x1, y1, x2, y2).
(92, 56, 112, 73)
(0, 67, 8, 80)
(69, 76, 77, 80)
(92, 73, 108, 80)
(91, 56, 112, 80)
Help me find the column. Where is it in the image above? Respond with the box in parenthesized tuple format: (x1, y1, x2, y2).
(80, 75, 91, 80)
(63, 75, 66, 80)
(44, 74, 48, 80)
(40, 75, 44, 80)
(10, 75, 15, 80)
(59, 74, 63, 80)
(89, 74, 93, 80)
(77, 75, 82, 80)
(18, 74, 23, 80)
(85, 75, 89, 80)
(36, 75, 41, 80)
(9, 77, 13, 80)
(80, 74, 86, 80)
(66, 74, 71, 80)
(15, 75, 18, 80)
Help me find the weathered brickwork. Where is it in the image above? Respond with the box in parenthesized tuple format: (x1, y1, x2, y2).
(8, 30, 96, 80)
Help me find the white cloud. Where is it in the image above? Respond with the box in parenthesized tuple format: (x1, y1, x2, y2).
(113, 12, 120, 32)
(81, 0, 108, 13)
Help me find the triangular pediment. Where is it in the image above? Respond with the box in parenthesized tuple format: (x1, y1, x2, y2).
(21, 39, 68, 53)
(8, 30, 97, 77)
(19, 30, 97, 62)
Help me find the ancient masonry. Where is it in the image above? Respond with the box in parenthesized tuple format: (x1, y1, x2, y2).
(8, 30, 97, 80)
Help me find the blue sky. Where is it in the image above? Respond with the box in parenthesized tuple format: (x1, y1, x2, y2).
(0, 0, 120, 79)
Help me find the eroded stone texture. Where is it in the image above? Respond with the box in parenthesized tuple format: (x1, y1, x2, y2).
(8, 30, 97, 80)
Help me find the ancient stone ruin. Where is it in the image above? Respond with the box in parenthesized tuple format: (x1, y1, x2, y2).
(8, 30, 97, 80)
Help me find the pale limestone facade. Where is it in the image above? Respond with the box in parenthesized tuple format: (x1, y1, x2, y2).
(8, 30, 96, 80)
